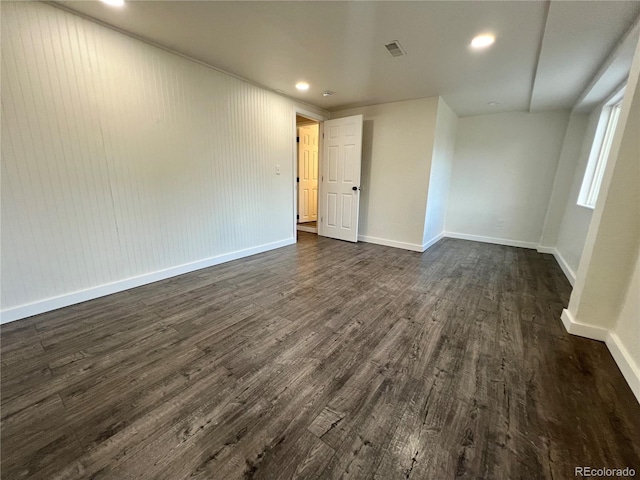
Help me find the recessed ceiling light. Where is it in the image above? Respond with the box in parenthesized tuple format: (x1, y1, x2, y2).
(488, 101, 499, 106)
(471, 34, 495, 49)
(100, 0, 125, 6)
(295, 82, 310, 91)
(322, 91, 334, 97)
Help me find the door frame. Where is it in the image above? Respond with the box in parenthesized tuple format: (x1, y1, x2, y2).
(293, 107, 327, 241)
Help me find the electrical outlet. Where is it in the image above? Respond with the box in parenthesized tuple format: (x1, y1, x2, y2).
(496, 218, 505, 228)
(275, 165, 280, 175)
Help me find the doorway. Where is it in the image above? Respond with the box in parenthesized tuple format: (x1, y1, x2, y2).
(296, 114, 320, 234)
(293, 110, 363, 243)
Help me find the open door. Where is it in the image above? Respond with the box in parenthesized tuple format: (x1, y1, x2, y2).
(319, 114, 363, 242)
(297, 124, 319, 223)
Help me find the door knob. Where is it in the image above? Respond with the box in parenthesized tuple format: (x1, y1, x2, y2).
(352, 186, 359, 191)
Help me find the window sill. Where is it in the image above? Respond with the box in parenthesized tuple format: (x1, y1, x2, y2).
(576, 202, 595, 211)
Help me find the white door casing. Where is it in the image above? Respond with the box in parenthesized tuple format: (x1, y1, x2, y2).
(297, 124, 319, 223)
(319, 115, 363, 242)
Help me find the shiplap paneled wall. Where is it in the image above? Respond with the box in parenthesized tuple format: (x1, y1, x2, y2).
(1, 2, 322, 321)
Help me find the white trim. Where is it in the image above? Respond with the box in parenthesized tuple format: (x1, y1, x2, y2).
(422, 232, 445, 252)
(357, 235, 424, 253)
(0, 238, 295, 324)
(295, 108, 327, 123)
(293, 107, 326, 241)
(602, 82, 627, 110)
(606, 331, 640, 404)
(577, 203, 595, 211)
(560, 309, 608, 341)
(443, 232, 538, 250)
(578, 102, 623, 208)
(536, 246, 555, 254)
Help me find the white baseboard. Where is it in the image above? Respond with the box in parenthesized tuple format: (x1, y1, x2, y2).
(560, 309, 608, 341)
(443, 232, 538, 250)
(422, 232, 445, 252)
(536, 246, 576, 286)
(536, 245, 556, 254)
(0, 238, 296, 324)
(356, 233, 443, 253)
(606, 332, 640, 404)
(561, 309, 640, 404)
(357, 235, 424, 252)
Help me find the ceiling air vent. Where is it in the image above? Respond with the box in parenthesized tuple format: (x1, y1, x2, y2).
(385, 41, 406, 57)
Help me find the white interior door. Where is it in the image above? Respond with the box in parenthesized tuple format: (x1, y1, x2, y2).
(297, 124, 319, 223)
(319, 115, 363, 242)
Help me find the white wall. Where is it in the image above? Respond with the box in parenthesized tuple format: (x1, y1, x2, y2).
(446, 111, 569, 248)
(613, 249, 640, 380)
(331, 97, 439, 250)
(552, 110, 601, 277)
(0, 2, 327, 322)
(539, 113, 589, 249)
(562, 35, 640, 402)
(567, 42, 640, 331)
(423, 98, 458, 247)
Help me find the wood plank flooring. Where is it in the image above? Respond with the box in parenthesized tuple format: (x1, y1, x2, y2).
(2, 233, 639, 479)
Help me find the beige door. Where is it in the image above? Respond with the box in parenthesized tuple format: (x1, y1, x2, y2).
(298, 124, 319, 223)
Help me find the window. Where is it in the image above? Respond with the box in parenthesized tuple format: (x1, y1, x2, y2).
(578, 92, 624, 209)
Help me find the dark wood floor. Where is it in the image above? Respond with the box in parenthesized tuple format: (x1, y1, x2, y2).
(2, 233, 639, 479)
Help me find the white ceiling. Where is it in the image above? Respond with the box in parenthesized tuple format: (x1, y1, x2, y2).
(530, 1, 639, 111)
(54, 0, 640, 116)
